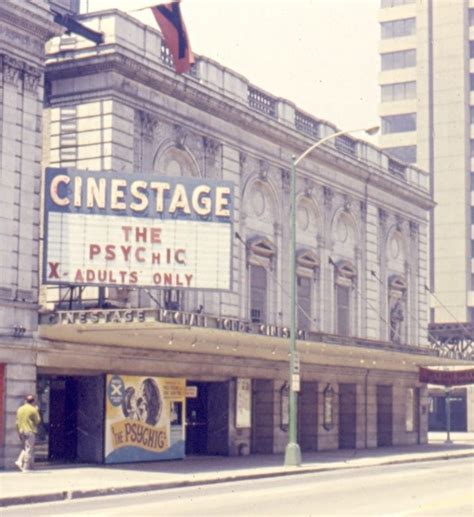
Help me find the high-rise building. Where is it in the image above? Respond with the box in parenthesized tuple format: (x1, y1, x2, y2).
(379, 0, 472, 323)
(378, 0, 474, 431)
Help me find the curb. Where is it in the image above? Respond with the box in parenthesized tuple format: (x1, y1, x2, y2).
(1, 451, 473, 508)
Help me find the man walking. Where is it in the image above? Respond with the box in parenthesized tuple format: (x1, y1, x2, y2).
(15, 394, 41, 472)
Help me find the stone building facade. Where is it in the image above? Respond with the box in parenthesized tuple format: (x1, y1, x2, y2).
(2, 8, 470, 467)
(0, 1, 59, 469)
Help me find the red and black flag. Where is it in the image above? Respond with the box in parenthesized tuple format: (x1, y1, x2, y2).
(151, 1, 194, 74)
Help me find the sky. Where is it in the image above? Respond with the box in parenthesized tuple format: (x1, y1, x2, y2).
(84, 0, 380, 141)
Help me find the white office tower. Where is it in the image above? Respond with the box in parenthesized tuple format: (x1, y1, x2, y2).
(378, 0, 474, 431)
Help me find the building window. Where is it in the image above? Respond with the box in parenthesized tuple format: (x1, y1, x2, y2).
(471, 240, 474, 258)
(297, 276, 312, 332)
(381, 18, 416, 39)
(471, 206, 474, 221)
(381, 50, 416, 71)
(469, 308, 474, 323)
(381, 0, 415, 7)
(470, 9, 474, 26)
(382, 113, 416, 134)
(381, 81, 416, 102)
(470, 172, 474, 189)
(470, 74, 474, 91)
(333, 260, 357, 337)
(246, 236, 276, 325)
(296, 250, 319, 332)
(470, 107, 474, 125)
(470, 41, 474, 58)
(336, 284, 350, 336)
(470, 140, 474, 157)
(385, 145, 417, 164)
(250, 265, 267, 323)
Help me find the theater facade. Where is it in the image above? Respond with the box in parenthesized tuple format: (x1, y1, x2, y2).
(3, 8, 471, 466)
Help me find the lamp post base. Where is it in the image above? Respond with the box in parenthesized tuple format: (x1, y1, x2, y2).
(284, 442, 301, 467)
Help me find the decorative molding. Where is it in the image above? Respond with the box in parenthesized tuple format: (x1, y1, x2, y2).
(3, 56, 22, 86)
(119, 79, 138, 96)
(203, 136, 220, 166)
(259, 159, 269, 180)
(140, 111, 158, 141)
(323, 186, 333, 208)
(304, 179, 315, 198)
(24, 65, 41, 92)
(281, 168, 291, 193)
(378, 207, 388, 226)
(395, 214, 403, 232)
(0, 4, 59, 46)
(174, 124, 188, 149)
(343, 194, 352, 212)
(409, 221, 419, 238)
(239, 151, 247, 171)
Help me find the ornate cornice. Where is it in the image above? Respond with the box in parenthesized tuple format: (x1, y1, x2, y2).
(45, 48, 434, 210)
(0, 3, 60, 52)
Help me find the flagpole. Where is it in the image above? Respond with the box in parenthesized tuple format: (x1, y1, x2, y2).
(127, 1, 180, 14)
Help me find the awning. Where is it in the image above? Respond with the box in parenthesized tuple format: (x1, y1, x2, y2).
(419, 367, 474, 386)
(37, 307, 474, 374)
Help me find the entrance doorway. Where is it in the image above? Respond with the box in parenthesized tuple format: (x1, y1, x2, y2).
(185, 381, 229, 455)
(251, 379, 274, 454)
(338, 383, 357, 449)
(36, 375, 105, 463)
(298, 381, 318, 451)
(376, 384, 393, 446)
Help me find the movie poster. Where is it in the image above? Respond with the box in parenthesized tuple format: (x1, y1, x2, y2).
(105, 374, 186, 463)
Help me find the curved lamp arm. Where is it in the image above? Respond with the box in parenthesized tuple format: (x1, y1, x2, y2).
(294, 126, 379, 167)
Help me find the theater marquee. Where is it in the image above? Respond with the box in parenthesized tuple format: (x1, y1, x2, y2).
(43, 168, 234, 290)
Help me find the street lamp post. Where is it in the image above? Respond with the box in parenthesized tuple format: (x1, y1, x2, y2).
(444, 386, 452, 444)
(284, 125, 379, 467)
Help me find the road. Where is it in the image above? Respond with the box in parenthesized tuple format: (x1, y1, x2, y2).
(3, 458, 473, 516)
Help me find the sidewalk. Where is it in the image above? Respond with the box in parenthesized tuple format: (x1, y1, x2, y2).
(1, 433, 473, 508)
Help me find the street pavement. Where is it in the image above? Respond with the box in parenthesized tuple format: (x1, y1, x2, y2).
(5, 457, 471, 516)
(0, 432, 472, 508)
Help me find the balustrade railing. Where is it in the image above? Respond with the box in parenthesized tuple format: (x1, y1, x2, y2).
(335, 134, 357, 156)
(295, 111, 320, 139)
(248, 86, 277, 118)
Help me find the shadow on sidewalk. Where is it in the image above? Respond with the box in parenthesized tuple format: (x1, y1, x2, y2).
(32, 438, 474, 476)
